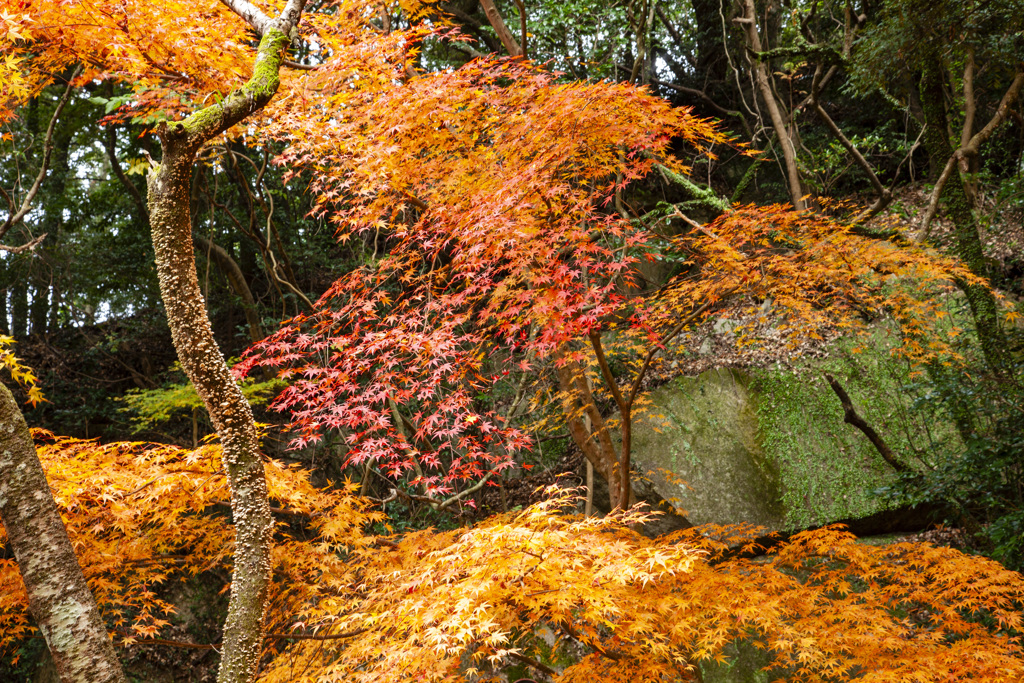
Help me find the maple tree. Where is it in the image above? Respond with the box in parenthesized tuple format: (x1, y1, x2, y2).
(1, 1, 1022, 681)
(241, 55, 994, 508)
(2, 430, 1024, 681)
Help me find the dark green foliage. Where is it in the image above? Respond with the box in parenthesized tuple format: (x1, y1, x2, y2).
(882, 337, 1024, 569)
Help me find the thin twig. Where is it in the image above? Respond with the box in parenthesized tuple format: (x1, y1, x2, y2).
(0, 66, 81, 241)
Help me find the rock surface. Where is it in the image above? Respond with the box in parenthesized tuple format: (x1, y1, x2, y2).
(626, 341, 961, 531)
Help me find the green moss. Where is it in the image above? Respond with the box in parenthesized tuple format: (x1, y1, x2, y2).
(181, 27, 289, 139)
(752, 329, 963, 529)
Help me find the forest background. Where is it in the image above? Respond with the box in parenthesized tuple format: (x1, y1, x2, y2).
(1, 0, 1024, 681)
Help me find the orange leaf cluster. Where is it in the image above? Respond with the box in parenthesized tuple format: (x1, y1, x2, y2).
(0, 432, 379, 652)
(640, 204, 990, 363)
(1, 437, 1022, 681)
(260, 491, 1024, 682)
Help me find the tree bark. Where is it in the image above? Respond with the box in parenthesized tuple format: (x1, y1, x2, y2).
(0, 382, 127, 683)
(146, 3, 305, 681)
(917, 60, 1006, 369)
(477, 0, 523, 56)
(10, 278, 27, 338)
(738, 0, 805, 210)
(687, 0, 727, 83)
(553, 351, 629, 509)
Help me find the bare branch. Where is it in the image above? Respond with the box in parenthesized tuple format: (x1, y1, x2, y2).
(808, 67, 891, 224)
(512, 0, 527, 59)
(919, 155, 957, 237)
(825, 373, 910, 473)
(218, 0, 274, 35)
(920, 67, 1024, 236)
(0, 66, 80, 242)
(0, 233, 47, 254)
(650, 77, 746, 123)
(588, 329, 628, 414)
(283, 59, 318, 70)
(385, 470, 499, 511)
(450, 42, 487, 60)
(509, 651, 558, 677)
(105, 126, 149, 220)
(436, 470, 496, 510)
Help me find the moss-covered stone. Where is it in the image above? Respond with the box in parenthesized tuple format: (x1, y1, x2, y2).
(628, 332, 963, 531)
(631, 367, 785, 528)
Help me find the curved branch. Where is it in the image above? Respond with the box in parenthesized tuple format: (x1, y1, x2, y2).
(105, 126, 149, 220)
(0, 66, 80, 242)
(195, 236, 265, 343)
(825, 373, 910, 473)
(920, 67, 1024, 235)
(0, 233, 47, 254)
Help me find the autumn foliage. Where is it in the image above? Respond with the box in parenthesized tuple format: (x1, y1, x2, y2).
(0, 432, 1023, 681)
(2, 0, 1023, 681)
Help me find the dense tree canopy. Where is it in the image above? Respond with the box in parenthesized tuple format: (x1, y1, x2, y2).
(0, 0, 1022, 681)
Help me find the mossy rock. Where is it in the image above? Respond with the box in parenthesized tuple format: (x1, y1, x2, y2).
(631, 367, 786, 529)
(628, 335, 962, 531)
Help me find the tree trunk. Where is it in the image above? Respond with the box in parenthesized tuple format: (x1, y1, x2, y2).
(553, 352, 630, 509)
(477, 0, 523, 56)
(0, 262, 8, 335)
(10, 277, 27, 338)
(739, 0, 805, 210)
(690, 0, 727, 83)
(918, 61, 1005, 369)
(30, 275, 49, 335)
(0, 382, 127, 683)
(197, 236, 265, 345)
(146, 9, 302, 681)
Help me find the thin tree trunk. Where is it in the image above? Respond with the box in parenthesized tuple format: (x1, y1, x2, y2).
(196, 236, 265, 344)
(553, 351, 627, 509)
(478, 0, 523, 56)
(10, 278, 27, 338)
(0, 382, 127, 683)
(739, 0, 805, 210)
(146, 3, 305, 681)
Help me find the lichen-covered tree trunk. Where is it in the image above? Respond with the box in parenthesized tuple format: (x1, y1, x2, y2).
(145, 5, 304, 681)
(0, 382, 127, 683)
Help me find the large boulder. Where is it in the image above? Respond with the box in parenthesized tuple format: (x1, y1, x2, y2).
(627, 342, 961, 532)
(630, 367, 787, 529)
